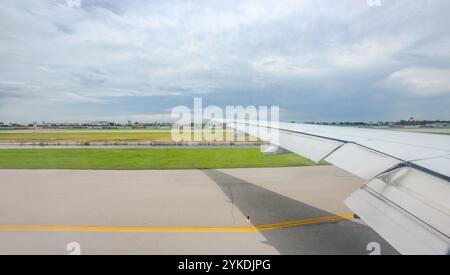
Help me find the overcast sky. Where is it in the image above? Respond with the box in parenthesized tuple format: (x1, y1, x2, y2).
(1, 0, 450, 123)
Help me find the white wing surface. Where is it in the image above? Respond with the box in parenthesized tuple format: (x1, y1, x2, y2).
(223, 119, 450, 255)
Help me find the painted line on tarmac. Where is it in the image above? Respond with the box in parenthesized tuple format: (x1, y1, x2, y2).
(0, 213, 354, 233)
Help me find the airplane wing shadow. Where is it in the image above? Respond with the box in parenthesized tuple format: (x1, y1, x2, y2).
(201, 169, 398, 255)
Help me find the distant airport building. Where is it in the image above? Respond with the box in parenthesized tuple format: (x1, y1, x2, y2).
(432, 123, 450, 128)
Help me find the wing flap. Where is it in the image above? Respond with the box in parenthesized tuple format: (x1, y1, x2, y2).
(324, 143, 401, 180)
(276, 130, 343, 162)
(411, 157, 450, 178)
(221, 119, 450, 254)
(232, 121, 344, 162)
(373, 167, 450, 235)
(346, 187, 449, 255)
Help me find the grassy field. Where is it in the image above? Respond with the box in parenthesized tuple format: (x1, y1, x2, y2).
(0, 148, 320, 170)
(0, 132, 173, 142)
(0, 131, 237, 143)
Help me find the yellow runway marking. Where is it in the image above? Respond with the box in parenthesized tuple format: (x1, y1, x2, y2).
(0, 213, 354, 233)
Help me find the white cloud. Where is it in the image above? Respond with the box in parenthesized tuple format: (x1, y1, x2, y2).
(408, 38, 450, 60)
(254, 56, 327, 77)
(1, 0, 450, 122)
(388, 67, 450, 96)
(328, 35, 413, 69)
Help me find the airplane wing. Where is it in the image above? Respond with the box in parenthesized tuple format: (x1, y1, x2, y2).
(223, 119, 450, 255)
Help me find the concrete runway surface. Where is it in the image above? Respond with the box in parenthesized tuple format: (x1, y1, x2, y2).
(0, 166, 398, 255)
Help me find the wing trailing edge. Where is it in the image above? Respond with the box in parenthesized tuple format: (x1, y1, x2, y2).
(222, 119, 450, 254)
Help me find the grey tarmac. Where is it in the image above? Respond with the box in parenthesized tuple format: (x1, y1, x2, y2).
(0, 166, 398, 255)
